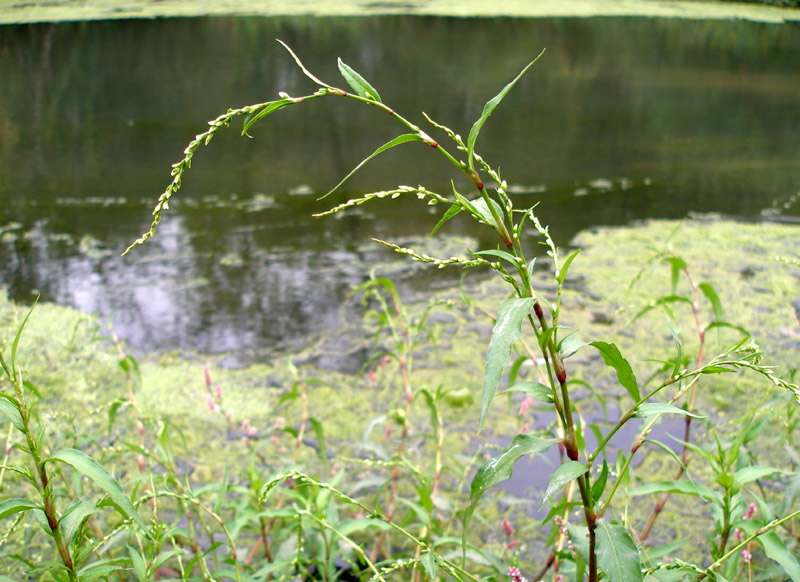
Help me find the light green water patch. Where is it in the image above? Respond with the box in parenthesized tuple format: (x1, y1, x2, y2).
(1, 0, 798, 25)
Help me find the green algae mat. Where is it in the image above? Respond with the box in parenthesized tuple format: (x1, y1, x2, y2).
(1, 0, 798, 24)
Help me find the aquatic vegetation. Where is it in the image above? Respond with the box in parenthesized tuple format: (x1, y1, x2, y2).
(2, 43, 800, 582)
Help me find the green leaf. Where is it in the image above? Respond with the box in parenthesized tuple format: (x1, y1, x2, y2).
(337, 58, 381, 102)
(241, 99, 296, 136)
(559, 333, 587, 360)
(77, 560, 130, 582)
(128, 545, 147, 582)
(319, 134, 424, 200)
(215, 469, 228, 516)
(421, 551, 437, 581)
(503, 381, 552, 403)
(557, 248, 580, 285)
(738, 520, 800, 582)
(590, 341, 640, 402)
(471, 197, 506, 229)
(466, 50, 545, 170)
(567, 522, 591, 564)
(0, 395, 24, 433)
(0, 498, 39, 520)
(595, 519, 643, 582)
(10, 297, 38, 373)
(479, 297, 536, 431)
(634, 403, 707, 419)
(664, 256, 686, 294)
(698, 282, 723, 321)
(592, 460, 609, 503)
(630, 480, 722, 505)
(732, 466, 784, 486)
(59, 497, 96, 545)
(308, 417, 328, 474)
(429, 203, 461, 237)
(541, 461, 587, 509)
(473, 249, 521, 266)
(463, 434, 553, 561)
(44, 448, 149, 534)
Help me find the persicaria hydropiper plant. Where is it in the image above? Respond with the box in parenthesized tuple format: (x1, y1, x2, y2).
(1, 41, 798, 582)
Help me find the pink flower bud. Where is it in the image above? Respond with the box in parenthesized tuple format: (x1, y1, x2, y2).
(278, 446, 285, 454)
(505, 540, 519, 550)
(521, 423, 529, 433)
(225, 410, 232, 420)
(4, 442, 11, 455)
(271, 434, 279, 446)
(519, 395, 533, 417)
(136, 420, 144, 436)
(215, 384, 222, 400)
(368, 370, 377, 386)
(741, 549, 752, 564)
(203, 365, 212, 388)
(555, 575, 563, 582)
(384, 426, 391, 438)
(137, 454, 145, 473)
(508, 566, 527, 582)
(501, 519, 514, 537)
(331, 463, 340, 476)
(274, 417, 285, 430)
(381, 355, 391, 367)
(241, 418, 251, 433)
(735, 529, 743, 541)
(745, 502, 756, 520)
(206, 394, 216, 412)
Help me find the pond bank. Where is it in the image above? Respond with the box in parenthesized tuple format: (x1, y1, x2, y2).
(1, 0, 799, 25)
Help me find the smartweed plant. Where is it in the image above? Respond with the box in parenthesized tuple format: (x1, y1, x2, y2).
(2, 42, 798, 581)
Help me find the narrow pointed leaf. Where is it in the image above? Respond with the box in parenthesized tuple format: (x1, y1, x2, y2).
(242, 100, 295, 136)
(11, 297, 38, 372)
(503, 381, 552, 403)
(732, 466, 784, 486)
(699, 282, 723, 321)
(319, 134, 423, 200)
(473, 249, 521, 266)
(421, 551, 437, 580)
(45, 448, 148, 533)
(630, 480, 722, 505)
(128, 545, 147, 582)
(592, 460, 609, 503)
(337, 58, 381, 102)
(595, 519, 643, 582)
(590, 341, 640, 402)
(479, 297, 536, 431)
(429, 203, 461, 237)
(0, 498, 39, 520)
(467, 50, 544, 170)
(0, 395, 24, 433)
(557, 249, 581, 285)
(463, 434, 552, 561)
(664, 257, 686, 294)
(634, 403, 707, 419)
(59, 497, 96, 545)
(541, 461, 588, 509)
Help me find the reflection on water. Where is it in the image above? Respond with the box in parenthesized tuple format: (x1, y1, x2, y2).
(0, 15, 798, 355)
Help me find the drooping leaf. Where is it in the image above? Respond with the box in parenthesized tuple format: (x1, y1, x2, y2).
(466, 50, 545, 170)
(737, 520, 800, 582)
(541, 461, 588, 509)
(337, 58, 382, 102)
(421, 551, 437, 581)
(463, 434, 553, 561)
(59, 497, 96, 545)
(44, 448, 149, 533)
(0, 498, 39, 520)
(429, 203, 461, 237)
(319, 134, 424, 200)
(479, 297, 536, 431)
(630, 480, 722, 505)
(595, 519, 643, 582)
(242, 99, 296, 136)
(698, 282, 723, 321)
(503, 381, 552, 403)
(590, 341, 640, 401)
(664, 256, 686, 294)
(634, 403, 707, 419)
(0, 395, 24, 433)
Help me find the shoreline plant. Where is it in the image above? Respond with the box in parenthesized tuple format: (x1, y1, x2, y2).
(1, 42, 799, 581)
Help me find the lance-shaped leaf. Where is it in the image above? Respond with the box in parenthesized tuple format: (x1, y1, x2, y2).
(595, 519, 643, 582)
(467, 49, 545, 170)
(319, 134, 423, 200)
(0, 498, 39, 520)
(44, 448, 149, 534)
(463, 434, 553, 561)
(479, 297, 536, 431)
(59, 497, 96, 545)
(0, 395, 24, 433)
(634, 403, 707, 419)
(541, 461, 587, 509)
(338, 58, 382, 102)
(590, 341, 640, 402)
(242, 99, 296, 136)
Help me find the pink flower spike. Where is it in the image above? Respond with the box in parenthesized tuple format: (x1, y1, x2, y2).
(136, 420, 145, 436)
(368, 370, 377, 386)
(241, 418, 251, 433)
(555, 575, 563, 582)
(735, 528, 743, 541)
(741, 549, 752, 564)
(508, 566, 527, 582)
(745, 502, 756, 520)
(4, 442, 11, 455)
(203, 364, 212, 388)
(519, 395, 533, 417)
(505, 540, 519, 550)
(206, 394, 216, 412)
(215, 384, 222, 400)
(225, 410, 232, 420)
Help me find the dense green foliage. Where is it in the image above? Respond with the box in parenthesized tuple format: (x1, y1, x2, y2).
(1, 43, 799, 582)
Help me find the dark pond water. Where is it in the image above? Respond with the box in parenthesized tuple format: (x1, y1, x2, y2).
(1, 15, 799, 357)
